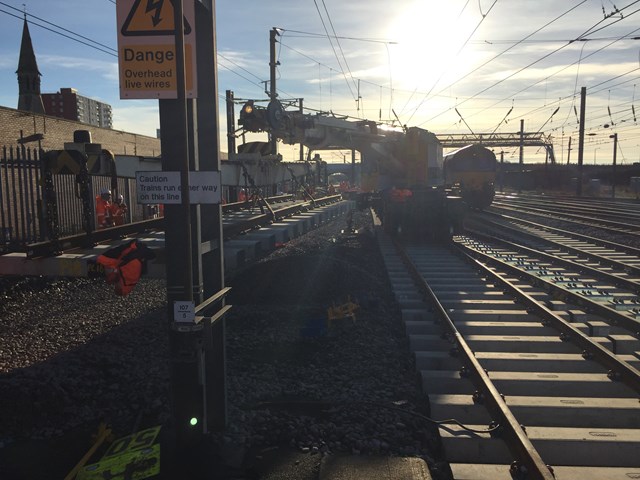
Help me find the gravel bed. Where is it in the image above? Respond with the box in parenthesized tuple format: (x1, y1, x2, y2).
(0, 208, 450, 480)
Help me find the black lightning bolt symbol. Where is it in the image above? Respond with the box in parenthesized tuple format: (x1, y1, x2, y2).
(145, 0, 164, 27)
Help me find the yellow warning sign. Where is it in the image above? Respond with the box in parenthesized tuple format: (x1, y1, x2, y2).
(116, 0, 197, 99)
(121, 0, 192, 37)
(119, 44, 194, 94)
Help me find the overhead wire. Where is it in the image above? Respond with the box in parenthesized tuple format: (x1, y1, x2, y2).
(277, 28, 396, 45)
(0, 7, 117, 57)
(10, 1, 639, 151)
(404, 0, 499, 125)
(519, 67, 640, 124)
(0, 4, 276, 101)
(419, 6, 640, 128)
(397, 0, 474, 118)
(486, 39, 640, 132)
(322, 0, 358, 97)
(312, 0, 356, 102)
(425, 0, 588, 122)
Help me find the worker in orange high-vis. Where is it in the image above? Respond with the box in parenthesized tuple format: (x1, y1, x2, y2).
(96, 240, 156, 296)
(238, 188, 247, 202)
(110, 194, 128, 226)
(95, 189, 113, 229)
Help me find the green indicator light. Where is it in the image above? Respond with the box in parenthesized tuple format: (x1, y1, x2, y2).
(190, 417, 198, 426)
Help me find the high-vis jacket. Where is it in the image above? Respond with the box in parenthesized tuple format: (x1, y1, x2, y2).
(95, 196, 112, 228)
(96, 240, 156, 296)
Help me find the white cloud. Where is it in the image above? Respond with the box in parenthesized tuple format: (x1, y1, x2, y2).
(111, 103, 159, 138)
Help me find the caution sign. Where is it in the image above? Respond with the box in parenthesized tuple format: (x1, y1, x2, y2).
(116, 0, 197, 99)
(136, 170, 222, 204)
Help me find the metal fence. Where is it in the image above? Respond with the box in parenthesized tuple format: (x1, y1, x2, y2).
(1, 145, 144, 253)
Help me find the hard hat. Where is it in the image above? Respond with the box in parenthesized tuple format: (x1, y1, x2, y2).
(117, 194, 124, 203)
(100, 188, 111, 196)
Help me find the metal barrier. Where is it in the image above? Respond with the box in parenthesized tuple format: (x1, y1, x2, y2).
(0, 144, 143, 253)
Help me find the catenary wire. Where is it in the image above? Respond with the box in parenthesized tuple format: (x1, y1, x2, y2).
(312, 0, 356, 102)
(418, 7, 640, 128)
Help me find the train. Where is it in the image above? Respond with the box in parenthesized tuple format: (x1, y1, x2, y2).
(443, 144, 497, 210)
(237, 99, 466, 240)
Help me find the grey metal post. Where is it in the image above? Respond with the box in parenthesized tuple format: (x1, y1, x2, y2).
(226, 90, 236, 161)
(577, 87, 586, 196)
(299, 98, 304, 162)
(195, 0, 226, 433)
(269, 28, 278, 155)
(518, 119, 524, 193)
(610, 133, 618, 198)
(159, 0, 198, 452)
(351, 149, 356, 186)
(500, 151, 504, 193)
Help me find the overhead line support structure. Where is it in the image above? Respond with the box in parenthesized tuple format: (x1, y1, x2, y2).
(437, 132, 557, 163)
(269, 27, 279, 155)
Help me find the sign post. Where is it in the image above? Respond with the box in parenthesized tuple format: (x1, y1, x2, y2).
(117, 0, 228, 462)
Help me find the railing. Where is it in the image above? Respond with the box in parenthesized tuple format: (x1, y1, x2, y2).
(0, 145, 148, 254)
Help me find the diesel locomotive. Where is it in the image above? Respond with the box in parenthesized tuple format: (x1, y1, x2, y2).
(443, 144, 497, 210)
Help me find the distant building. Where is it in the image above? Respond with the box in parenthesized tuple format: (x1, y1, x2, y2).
(42, 88, 113, 129)
(16, 18, 45, 114)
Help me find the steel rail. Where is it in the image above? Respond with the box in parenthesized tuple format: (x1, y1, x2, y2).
(496, 197, 640, 222)
(460, 228, 640, 335)
(394, 240, 556, 480)
(222, 194, 342, 238)
(498, 195, 640, 221)
(22, 194, 343, 258)
(466, 216, 640, 292)
(25, 217, 165, 259)
(455, 238, 640, 393)
(490, 201, 640, 234)
(478, 210, 640, 258)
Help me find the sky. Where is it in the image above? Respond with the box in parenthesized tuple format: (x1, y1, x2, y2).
(0, 0, 639, 164)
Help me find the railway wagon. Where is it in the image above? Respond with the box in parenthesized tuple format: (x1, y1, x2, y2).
(443, 144, 496, 209)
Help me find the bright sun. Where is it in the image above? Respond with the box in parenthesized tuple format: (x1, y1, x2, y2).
(386, 2, 478, 94)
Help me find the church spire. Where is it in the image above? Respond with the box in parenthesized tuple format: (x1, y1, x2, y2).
(16, 16, 45, 113)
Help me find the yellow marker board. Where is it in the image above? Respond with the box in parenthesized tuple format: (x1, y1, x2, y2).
(78, 426, 162, 480)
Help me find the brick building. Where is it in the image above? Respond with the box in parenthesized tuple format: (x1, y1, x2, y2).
(42, 88, 113, 129)
(0, 105, 161, 157)
(8, 18, 157, 156)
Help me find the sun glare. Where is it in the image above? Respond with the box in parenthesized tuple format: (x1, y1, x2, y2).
(386, 2, 478, 94)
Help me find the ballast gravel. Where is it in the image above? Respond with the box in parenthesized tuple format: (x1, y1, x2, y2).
(0, 209, 451, 480)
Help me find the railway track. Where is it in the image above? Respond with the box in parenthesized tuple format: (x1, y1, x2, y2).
(491, 193, 640, 235)
(378, 215, 640, 478)
(15, 193, 341, 258)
